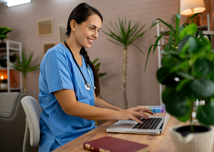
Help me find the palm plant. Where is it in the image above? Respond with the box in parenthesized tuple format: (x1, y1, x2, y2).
(92, 58, 107, 78)
(144, 13, 209, 69)
(104, 17, 147, 109)
(10, 50, 40, 93)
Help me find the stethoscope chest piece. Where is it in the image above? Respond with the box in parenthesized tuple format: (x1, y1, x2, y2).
(85, 83, 91, 90)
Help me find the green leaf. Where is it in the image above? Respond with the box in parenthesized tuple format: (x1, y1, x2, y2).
(179, 23, 197, 40)
(156, 67, 179, 86)
(182, 13, 202, 26)
(99, 73, 107, 78)
(92, 58, 99, 64)
(187, 37, 197, 54)
(197, 105, 214, 125)
(131, 44, 144, 54)
(162, 86, 191, 117)
(177, 35, 191, 53)
(152, 18, 175, 32)
(193, 58, 213, 77)
(11, 50, 40, 76)
(176, 72, 194, 80)
(176, 78, 191, 91)
(189, 79, 214, 97)
(162, 57, 178, 68)
(175, 14, 181, 44)
(144, 45, 155, 70)
(177, 112, 190, 122)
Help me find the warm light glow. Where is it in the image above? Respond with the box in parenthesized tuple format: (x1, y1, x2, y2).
(180, 0, 206, 15)
(1, 76, 4, 80)
(7, 0, 31, 7)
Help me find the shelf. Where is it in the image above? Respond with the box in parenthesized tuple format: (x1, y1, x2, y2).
(0, 88, 21, 92)
(160, 25, 209, 35)
(0, 40, 22, 93)
(0, 67, 7, 70)
(0, 47, 21, 52)
(203, 31, 214, 35)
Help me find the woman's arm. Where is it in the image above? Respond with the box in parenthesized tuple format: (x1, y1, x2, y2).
(94, 93, 122, 111)
(54, 89, 153, 123)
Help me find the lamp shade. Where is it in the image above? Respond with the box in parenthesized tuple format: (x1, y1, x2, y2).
(180, 0, 206, 15)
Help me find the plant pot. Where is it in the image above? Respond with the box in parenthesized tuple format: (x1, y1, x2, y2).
(1, 83, 7, 89)
(170, 125, 214, 152)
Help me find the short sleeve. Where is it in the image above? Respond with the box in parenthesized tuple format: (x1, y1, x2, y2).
(42, 48, 74, 93)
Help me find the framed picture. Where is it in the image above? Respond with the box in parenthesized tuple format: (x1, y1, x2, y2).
(44, 43, 55, 54)
(58, 24, 67, 43)
(38, 19, 53, 37)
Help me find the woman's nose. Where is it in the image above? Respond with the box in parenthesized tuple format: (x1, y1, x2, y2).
(93, 31, 98, 39)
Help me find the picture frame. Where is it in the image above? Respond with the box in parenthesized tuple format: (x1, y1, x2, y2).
(37, 19, 53, 37)
(58, 24, 67, 43)
(43, 43, 55, 54)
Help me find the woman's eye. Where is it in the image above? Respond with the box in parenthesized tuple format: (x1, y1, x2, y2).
(89, 27, 94, 30)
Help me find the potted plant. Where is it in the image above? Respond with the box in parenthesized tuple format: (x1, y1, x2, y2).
(0, 79, 7, 89)
(0, 27, 12, 48)
(104, 17, 147, 109)
(10, 50, 40, 93)
(146, 13, 214, 152)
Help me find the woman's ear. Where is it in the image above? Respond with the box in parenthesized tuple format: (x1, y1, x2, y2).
(70, 20, 76, 31)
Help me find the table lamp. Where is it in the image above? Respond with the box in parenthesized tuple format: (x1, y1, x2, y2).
(180, 0, 206, 25)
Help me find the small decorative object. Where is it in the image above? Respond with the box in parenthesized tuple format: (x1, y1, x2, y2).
(104, 17, 147, 109)
(58, 24, 67, 43)
(37, 19, 53, 37)
(146, 10, 214, 152)
(10, 50, 40, 93)
(0, 79, 8, 89)
(0, 27, 12, 48)
(144, 105, 165, 113)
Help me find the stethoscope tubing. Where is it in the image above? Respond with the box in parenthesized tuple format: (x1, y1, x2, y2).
(63, 40, 95, 90)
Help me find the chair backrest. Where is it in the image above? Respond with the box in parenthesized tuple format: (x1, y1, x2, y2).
(21, 96, 42, 147)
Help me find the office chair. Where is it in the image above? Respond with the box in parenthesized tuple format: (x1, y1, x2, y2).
(0, 92, 27, 152)
(21, 96, 42, 152)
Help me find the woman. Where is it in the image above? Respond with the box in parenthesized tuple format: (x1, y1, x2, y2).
(39, 2, 153, 152)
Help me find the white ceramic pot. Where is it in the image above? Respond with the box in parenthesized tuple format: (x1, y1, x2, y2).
(1, 83, 7, 89)
(170, 125, 214, 152)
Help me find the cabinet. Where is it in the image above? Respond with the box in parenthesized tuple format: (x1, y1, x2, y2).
(0, 40, 22, 92)
(156, 14, 214, 105)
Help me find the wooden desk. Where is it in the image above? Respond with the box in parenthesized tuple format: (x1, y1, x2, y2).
(53, 114, 190, 152)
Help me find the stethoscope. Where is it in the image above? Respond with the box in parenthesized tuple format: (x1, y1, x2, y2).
(64, 40, 96, 90)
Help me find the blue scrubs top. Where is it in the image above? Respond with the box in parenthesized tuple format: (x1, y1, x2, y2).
(39, 43, 96, 152)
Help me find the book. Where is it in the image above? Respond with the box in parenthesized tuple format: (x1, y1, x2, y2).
(83, 136, 148, 152)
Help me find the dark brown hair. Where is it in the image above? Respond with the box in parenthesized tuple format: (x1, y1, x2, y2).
(66, 3, 103, 96)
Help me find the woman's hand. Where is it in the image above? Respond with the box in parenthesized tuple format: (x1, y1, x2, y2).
(117, 106, 153, 124)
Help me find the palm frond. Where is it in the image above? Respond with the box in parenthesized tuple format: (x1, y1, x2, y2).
(11, 50, 40, 76)
(103, 17, 147, 52)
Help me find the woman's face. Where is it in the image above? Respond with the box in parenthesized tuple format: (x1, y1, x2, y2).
(74, 14, 102, 49)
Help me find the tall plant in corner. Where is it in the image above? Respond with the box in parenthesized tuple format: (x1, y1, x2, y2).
(104, 17, 147, 109)
(11, 50, 40, 93)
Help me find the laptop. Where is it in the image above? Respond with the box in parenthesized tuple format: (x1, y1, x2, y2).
(106, 113, 170, 135)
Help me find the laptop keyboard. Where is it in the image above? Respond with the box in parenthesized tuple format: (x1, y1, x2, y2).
(133, 118, 162, 129)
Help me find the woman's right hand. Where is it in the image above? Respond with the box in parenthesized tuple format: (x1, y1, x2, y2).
(117, 106, 153, 123)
